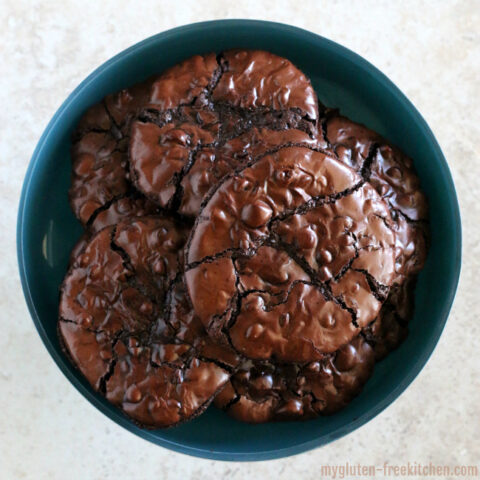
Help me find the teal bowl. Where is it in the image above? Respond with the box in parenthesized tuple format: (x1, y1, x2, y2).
(17, 20, 461, 461)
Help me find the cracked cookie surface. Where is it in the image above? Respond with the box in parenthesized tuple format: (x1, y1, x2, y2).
(69, 79, 154, 226)
(185, 146, 396, 362)
(58, 216, 238, 428)
(323, 110, 429, 359)
(63, 49, 430, 427)
(129, 50, 324, 216)
(214, 335, 374, 423)
(323, 110, 428, 283)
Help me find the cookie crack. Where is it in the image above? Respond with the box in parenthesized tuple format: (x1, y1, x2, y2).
(138, 56, 225, 127)
(207, 52, 227, 99)
(109, 225, 135, 270)
(149, 347, 231, 389)
(265, 238, 331, 301)
(353, 268, 389, 302)
(319, 114, 330, 148)
(109, 227, 168, 332)
(71, 103, 120, 142)
(220, 393, 241, 412)
(373, 213, 395, 232)
(214, 104, 316, 137)
(394, 206, 429, 225)
(98, 332, 123, 395)
(266, 180, 365, 230)
(150, 356, 192, 371)
(169, 141, 217, 212)
(187, 180, 365, 269)
(332, 242, 360, 283)
(85, 192, 132, 228)
(322, 109, 338, 146)
(185, 246, 253, 271)
(360, 144, 379, 180)
(72, 126, 111, 143)
(102, 99, 123, 140)
(357, 268, 390, 300)
(195, 354, 236, 374)
(58, 316, 110, 336)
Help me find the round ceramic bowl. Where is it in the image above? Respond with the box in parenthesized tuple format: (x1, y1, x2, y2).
(17, 20, 461, 461)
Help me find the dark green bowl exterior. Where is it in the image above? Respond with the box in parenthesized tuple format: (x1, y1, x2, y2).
(17, 20, 461, 461)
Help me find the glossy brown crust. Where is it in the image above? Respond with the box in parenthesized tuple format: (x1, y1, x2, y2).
(68, 196, 161, 268)
(363, 278, 416, 360)
(186, 146, 396, 361)
(70, 131, 129, 224)
(69, 78, 153, 226)
(58, 217, 235, 428)
(212, 50, 318, 120)
(324, 110, 429, 360)
(128, 50, 322, 216)
(68, 233, 90, 265)
(104, 339, 229, 428)
(60, 217, 187, 339)
(104, 79, 156, 135)
(214, 336, 374, 423)
(182, 127, 324, 216)
(129, 111, 220, 212)
(147, 53, 219, 111)
(89, 195, 160, 233)
(213, 110, 429, 411)
(324, 111, 428, 283)
(62, 51, 431, 426)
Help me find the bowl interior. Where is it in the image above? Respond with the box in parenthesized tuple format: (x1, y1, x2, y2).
(18, 20, 461, 461)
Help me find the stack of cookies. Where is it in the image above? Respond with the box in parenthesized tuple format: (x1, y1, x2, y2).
(59, 50, 428, 427)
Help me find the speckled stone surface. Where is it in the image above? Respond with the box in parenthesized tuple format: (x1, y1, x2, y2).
(1, 1, 479, 478)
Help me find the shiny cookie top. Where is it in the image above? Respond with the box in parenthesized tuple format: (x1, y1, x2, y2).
(186, 146, 397, 362)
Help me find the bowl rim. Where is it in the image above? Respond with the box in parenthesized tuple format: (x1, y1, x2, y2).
(17, 19, 462, 461)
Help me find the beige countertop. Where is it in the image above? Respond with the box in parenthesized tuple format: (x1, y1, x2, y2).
(1, 1, 479, 479)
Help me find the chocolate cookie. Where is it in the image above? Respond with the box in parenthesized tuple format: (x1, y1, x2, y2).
(69, 79, 153, 226)
(214, 335, 374, 423)
(58, 216, 236, 428)
(68, 196, 161, 272)
(89, 195, 160, 233)
(186, 146, 397, 362)
(324, 111, 429, 360)
(68, 233, 90, 265)
(62, 49, 430, 427)
(323, 110, 428, 282)
(363, 277, 416, 360)
(129, 50, 323, 216)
